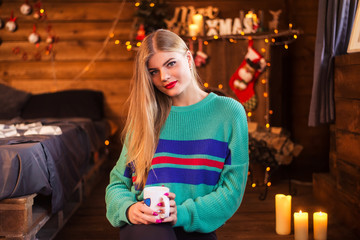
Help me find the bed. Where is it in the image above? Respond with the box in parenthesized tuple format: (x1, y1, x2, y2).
(0, 84, 112, 239)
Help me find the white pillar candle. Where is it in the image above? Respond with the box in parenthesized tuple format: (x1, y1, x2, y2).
(192, 14, 203, 35)
(294, 210, 309, 240)
(313, 212, 327, 240)
(275, 194, 292, 235)
(188, 24, 198, 37)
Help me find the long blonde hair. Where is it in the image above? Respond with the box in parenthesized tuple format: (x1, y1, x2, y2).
(122, 29, 202, 188)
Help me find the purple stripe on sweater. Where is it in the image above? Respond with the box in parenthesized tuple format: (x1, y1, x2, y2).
(123, 165, 132, 178)
(156, 139, 230, 159)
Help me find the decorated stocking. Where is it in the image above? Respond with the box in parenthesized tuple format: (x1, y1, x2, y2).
(195, 39, 208, 67)
(229, 39, 266, 111)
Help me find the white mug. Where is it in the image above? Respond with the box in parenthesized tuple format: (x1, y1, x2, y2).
(143, 186, 170, 219)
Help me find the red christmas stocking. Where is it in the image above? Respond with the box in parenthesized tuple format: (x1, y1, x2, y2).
(229, 40, 266, 111)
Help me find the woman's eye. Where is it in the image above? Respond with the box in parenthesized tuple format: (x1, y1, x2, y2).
(168, 61, 176, 67)
(149, 70, 158, 76)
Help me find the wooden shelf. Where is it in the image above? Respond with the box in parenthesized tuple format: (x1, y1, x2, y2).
(182, 29, 302, 41)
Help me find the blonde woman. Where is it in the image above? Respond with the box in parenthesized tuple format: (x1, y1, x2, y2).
(105, 29, 249, 240)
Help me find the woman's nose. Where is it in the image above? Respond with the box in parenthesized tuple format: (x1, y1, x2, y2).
(160, 70, 170, 81)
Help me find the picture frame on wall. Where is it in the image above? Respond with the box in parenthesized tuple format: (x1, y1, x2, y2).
(347, 3, 360, 53)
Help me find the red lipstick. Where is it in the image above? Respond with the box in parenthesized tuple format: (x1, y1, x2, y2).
(165, 81, 177, 89)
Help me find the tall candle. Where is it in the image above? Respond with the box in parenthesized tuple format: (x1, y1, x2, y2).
(192, 14, 203, 35)
(294, 210, 308, 240)
(313, 212, 327, 240)
(275, 194, 292, 235)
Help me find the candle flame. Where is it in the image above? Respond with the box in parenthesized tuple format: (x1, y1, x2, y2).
(299, 210, 302, 214)
(245, 11, 253, 18)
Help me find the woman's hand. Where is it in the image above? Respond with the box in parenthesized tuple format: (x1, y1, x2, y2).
(162, 192, 177, 225)
(127, 192, 177, 225)
(127, 201, 159, 225)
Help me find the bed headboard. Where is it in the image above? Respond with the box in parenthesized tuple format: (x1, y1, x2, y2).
(21, 90, 104, 120)
(0, 84, 31, 120)
(0, 84, 104, 121)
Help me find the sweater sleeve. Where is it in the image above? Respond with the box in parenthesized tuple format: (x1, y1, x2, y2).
(174, 104, 249, 233)
(105, 144, 137, 227)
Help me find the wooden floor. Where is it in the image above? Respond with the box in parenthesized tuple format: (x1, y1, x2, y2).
(55, 172, 358, 240)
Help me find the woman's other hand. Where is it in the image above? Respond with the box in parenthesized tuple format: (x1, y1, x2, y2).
(162, 192, 177, 225)
(127, 202, 160, 224)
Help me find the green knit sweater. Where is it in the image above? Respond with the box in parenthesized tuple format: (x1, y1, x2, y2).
(105, 92, 249, 233)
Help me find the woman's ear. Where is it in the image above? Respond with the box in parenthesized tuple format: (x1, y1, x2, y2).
(186, 50, 193, 69)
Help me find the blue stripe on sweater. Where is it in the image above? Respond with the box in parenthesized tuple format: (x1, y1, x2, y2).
(156, 139, 230, 160)
(146, 167, 221, 186)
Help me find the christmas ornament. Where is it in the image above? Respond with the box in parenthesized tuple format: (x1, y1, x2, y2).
(243, 11, 259, 34)
(28, 24, 40, 44)
(28, 32, 40, 44)
(229, 40, 266, 111)
(20, 1, 33, 15)
(269, 10, 282, 30)
(5, 21, 17, 32)
(33, 1, 46, 20)
(135, 24, 146, 41)
(33, 11, 41, 20)
(46, 35, 54, 44)
(45, 25, 57, 44)
(194, 39, 208, 67)
(5, 11, 17, 32)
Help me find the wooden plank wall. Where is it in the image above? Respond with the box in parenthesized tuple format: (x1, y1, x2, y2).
(313, 53, 360, 236)
(0, 0, 327, 181)
(334, 53, 360, 204)
(0, 0, 136, 128)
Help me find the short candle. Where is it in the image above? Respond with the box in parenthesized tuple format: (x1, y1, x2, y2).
(275, 194, 292, 235)
(188, 24, 199, 37)
(313, 212, 327, 240)
(294, 210, 308, 240)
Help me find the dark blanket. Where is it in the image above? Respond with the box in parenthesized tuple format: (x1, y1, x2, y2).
(0, 118, 110, 213)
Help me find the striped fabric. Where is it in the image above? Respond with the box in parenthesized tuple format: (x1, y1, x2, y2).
(146, 139, 231, 186)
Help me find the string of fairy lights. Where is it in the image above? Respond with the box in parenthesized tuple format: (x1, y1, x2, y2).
(72, 1, 300, 132)
(121, 26, 300, 52)
(71, 0, 299, 129)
